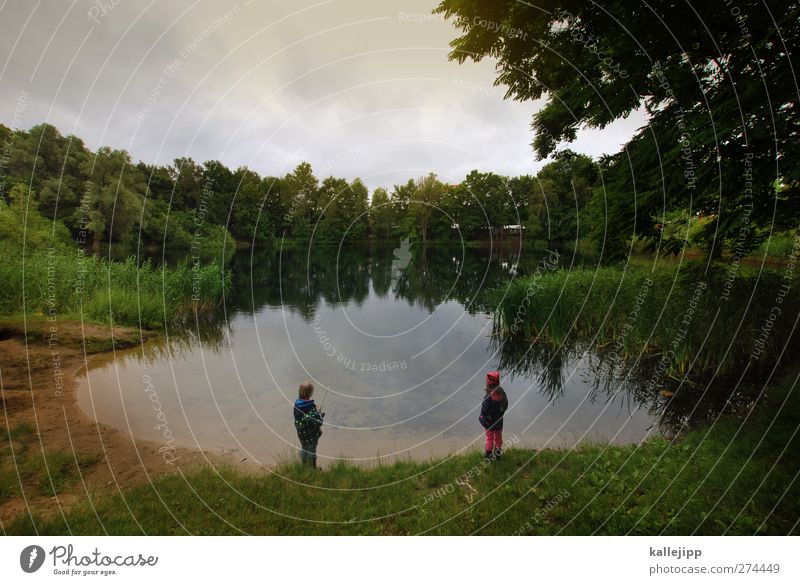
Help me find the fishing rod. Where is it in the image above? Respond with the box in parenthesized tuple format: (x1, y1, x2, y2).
(319, 366, 336, 411)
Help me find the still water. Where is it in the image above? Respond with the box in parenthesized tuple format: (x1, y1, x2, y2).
(78, 244, 659, 466)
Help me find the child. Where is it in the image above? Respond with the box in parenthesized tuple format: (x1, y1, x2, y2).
(479, 371, 508, 459)
(293, 381, 324, 468)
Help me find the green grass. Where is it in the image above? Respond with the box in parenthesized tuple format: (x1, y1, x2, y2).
(753, 230, 798, 260)
(5, 377, 798, 535)
(1, 423, 99, 506)
(0, 242, 230, 329)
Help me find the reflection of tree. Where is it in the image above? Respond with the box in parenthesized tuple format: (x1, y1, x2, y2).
(125, 317, 232, 365)
(224, 245, 371, 320)
(492, 332, 761, 437)
(491, 334, 569, 401)
(224, 243, 539, 319)
(370, 244, 398, 298)
(391, 245, 530, 314)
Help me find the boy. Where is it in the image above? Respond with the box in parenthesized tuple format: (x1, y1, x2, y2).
(293, 381, 324, 468)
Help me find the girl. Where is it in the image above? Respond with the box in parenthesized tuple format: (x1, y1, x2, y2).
(479, 371, 508, 459)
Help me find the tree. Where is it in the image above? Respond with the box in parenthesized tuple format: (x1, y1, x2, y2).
(260, 176, 285, 238)
(231, 167, 273, 244)
(0, 183, 71, 250)
(282, 162, 319, 240)
(201, 160, 237, 227)
(435, 0, 800, 258)
(36, 130, 91, 226)
(459, 171, 516, 238)
(80, 147, 144, 245)
(170, 157, 203, 210)
(345, 178, 369, 241)
(411, 173, 445, 244)
(369, 187, 395, 238)
(508, 174, 536, 229)
(528, 150, 597, 243)
(316, 176, 350, 243)
(391, 179, 416, 237)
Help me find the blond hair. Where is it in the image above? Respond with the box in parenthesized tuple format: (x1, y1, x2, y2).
(298, 381, 314, 399)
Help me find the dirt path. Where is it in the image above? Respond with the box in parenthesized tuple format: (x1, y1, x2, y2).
(0, 318, 218, 526)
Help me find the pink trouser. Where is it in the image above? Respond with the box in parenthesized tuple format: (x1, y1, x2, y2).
(485, 429, 503, 451)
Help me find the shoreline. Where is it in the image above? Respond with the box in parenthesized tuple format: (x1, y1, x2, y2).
(0, 317, 228, 524)
(2, 316, 798, 534)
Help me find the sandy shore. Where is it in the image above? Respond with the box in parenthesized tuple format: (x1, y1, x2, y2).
(0, 318, 220, 524)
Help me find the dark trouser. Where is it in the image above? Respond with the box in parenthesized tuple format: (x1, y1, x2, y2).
(300, 439, 318, 468)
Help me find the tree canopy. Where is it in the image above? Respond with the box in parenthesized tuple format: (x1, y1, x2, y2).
(1, 119, 712, 254)
(435, 0, 799, 258)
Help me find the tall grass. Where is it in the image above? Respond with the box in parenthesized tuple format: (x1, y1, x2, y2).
(488, 264, 799, 383)
(754, 230, 798, 260)
(0, 242, 230, 329)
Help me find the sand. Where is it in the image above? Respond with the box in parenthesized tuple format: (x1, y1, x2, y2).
(0, 318, 221, 524)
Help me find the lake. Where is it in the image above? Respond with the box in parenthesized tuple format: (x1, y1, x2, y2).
(78, 243, 661, 467)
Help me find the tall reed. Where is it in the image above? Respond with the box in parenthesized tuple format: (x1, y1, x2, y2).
(0, 243, 230, 329)
(488, 264, 798, 383)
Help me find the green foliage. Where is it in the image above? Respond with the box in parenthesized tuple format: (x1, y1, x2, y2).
(755, 230, 798, 260)
(652, 209, 706, 255)
(446, 170, 519, 239)
(0, 122, 607, 248)
(369, 187, 395, 238)
(435, 0, 800, 258)
(390, 179, 416, 237)
(314, 176, 369, 243)
(528, 150, 597, 243)
(0, 184, 73, 250)
(410, 173, 446, 243)
(0, 241, 230, 329)
(81, 147, 145, 243)
(231, 167, 274, 245)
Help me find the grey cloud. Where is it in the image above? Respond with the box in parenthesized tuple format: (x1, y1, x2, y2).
(0, 0, 645, 190)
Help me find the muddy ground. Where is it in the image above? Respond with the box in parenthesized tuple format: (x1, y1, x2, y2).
(0, 318, 222, 526)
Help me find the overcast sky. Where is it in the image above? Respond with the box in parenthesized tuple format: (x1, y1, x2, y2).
(0, 0, 646, 190)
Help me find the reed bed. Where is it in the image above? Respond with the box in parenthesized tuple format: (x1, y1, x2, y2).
(0, 242, 230, 329)
(488, 264, 799, 382)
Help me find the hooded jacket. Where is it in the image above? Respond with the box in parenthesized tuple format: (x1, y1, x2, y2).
(479, 387, 508, 430)
(293, 398, 324, 444)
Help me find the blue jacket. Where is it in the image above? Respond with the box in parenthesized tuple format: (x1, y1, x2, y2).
(293, 398, 324, 444)
(479, 388, 508, 430)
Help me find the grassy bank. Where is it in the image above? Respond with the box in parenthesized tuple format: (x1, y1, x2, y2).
(0, 243, 230, 329)
(5, 374, 798, 535)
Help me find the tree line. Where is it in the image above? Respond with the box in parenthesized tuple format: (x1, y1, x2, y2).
(0, 123, 600, 249)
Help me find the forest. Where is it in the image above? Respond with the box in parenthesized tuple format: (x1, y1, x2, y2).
(2, 118, 793, 260)
(0, 122, 606, 250)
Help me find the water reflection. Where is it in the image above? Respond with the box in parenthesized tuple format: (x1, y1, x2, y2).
(174, 244, 753, 436)
(79, 243, 735, 465)
(491, 331, 759, 438)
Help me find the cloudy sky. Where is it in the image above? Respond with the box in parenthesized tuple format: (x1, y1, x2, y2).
(0, 0, 645, 189)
